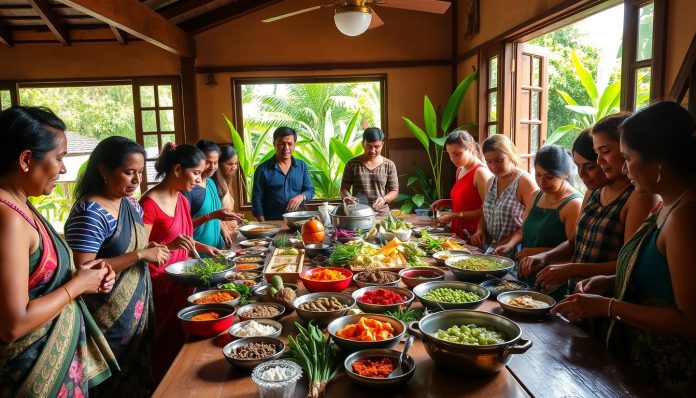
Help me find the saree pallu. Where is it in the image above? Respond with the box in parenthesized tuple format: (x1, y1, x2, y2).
(0, 204, 117, 398)
(83, 198, 154, 397)
(192, 178, 225, 252)
(608, 211, 696, 397)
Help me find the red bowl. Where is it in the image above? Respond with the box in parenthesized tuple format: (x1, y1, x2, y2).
(398, 267, 446, 289)
(177, 304, 236, 338)
(300, 267, 353, 293)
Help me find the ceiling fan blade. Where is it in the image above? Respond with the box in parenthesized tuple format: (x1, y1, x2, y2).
(262, 4, 333, 23)
(378, 0, 451, 14)
(368, 8, 385, 30)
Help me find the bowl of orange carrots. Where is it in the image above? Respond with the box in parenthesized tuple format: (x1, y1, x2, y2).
(300, 267, 353, 293)
(327, 314, 405, 353)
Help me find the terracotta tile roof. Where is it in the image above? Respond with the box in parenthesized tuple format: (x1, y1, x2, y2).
(65, 131, 100, 155)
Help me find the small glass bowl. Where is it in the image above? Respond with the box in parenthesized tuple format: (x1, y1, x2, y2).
(251, 359, 303, 398)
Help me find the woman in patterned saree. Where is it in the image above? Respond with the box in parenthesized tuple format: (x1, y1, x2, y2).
(64, 136, 171, 397)
(0, 106, 117, 397)
(553, 101, 696, 396)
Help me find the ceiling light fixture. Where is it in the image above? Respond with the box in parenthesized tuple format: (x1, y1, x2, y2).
(334, 5, 372, 37)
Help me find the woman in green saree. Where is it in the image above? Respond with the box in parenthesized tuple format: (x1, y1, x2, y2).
(0, 106, 118, 397)
(553, 101, 696, 396)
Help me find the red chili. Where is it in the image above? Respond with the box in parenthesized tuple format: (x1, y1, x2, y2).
(359, 288, 406, 305)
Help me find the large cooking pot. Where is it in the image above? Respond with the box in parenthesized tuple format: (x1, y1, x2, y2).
(330, 198, 376, 231)
(408, 309, 532, 374)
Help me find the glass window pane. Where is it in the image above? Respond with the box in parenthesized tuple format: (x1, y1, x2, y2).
(143, 134, 159, 157)
(532, 57, 541, 87)
(488, 56, 498, 89)
(636, 3, 654, 61)
(140, 86, 155, 108)
(531, 91, 540, 120)
(488, 124, 497, 137)
(635, 67, 651, 110)
(158, 85, 173, 107)
(145, 160, 161, 184)
(160, 133, 175, 148)
(531, 124, 540, 151)
(488, 92, 497, 122)
(159, 109, 175, 131)
(141, 110, 157, 132)
(0, 90, 11, 110)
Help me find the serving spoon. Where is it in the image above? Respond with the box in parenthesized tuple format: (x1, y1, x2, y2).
(388, 335, 414, 378)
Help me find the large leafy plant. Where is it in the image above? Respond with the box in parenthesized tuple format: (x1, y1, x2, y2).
(225, 115, 275, 201)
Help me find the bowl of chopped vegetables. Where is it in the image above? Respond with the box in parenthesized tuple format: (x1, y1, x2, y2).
(165, 258, 233, 287)
(352, 286, 414, 314)
(344, 348, 416, 387)
(412, 281, 489, 310)
(187, 289, 241, 307)
(177, 304, 236, 338)
(299, 267, 353, 293)
(407, 309, 532, 374)
(239, 223, 281, 239)
(327, 314, 406, 353)
(444, 254, 515, 282)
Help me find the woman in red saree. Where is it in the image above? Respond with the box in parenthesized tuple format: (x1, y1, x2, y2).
(0, 106, 117, 397)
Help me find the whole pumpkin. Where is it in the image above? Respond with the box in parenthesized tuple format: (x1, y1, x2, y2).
(301, 217, 325, 244)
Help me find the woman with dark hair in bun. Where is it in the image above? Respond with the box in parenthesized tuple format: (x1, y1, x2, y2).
(217, 145, 240, 240)
(513, 144, 582, 300)
(0, 106, 117, 397)
(554, 101, 696, 396)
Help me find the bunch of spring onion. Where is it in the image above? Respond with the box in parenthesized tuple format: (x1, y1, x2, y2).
(285, 322, 339, 398)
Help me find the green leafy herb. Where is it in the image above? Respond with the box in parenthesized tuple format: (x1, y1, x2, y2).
(385, 308, 426, 323)
(219, 282, 250, 305)
(186, 259, 227, 284)
(418, 231, 446, 254)
(272, 235, 290, 248)
(285, 322, 339, 398)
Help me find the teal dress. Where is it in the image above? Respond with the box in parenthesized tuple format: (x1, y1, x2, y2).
(187, 178, 225, 252)
(521, 191, 582, 300)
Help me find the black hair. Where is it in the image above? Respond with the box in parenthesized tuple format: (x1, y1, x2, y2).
(219, 145, 237, 163)
(154, 143, 205, 179)
(216, 144, 238, 200)
(195, 139, 220, 155)
(273, 126, 297, 142)
(571, 129, 597, 162)
(363, 127, 385, 142)
(445, 130, 483, 160)
(74, 136, 146, 199)
(620, 101, 696, 177)
(535, 144, 573, 179)
(0, 106, 65, 176)
(591, 112, 631, 141)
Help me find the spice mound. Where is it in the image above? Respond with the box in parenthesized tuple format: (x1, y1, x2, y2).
(241, 305, 281, 318)
(193, 292, 235, 304)
(352, 357, 395, 378)
(358, 288, 406, 305)
(228, 342, 277, 359)
(235, 263, 262, 271)
(191, 312, 220, 321)
(355, 269, 398, 284)
(336, 317, 395, 341)
(305, 268, 347, 281)
(236, 320, 279, 337)
(260, 366, 293, 381)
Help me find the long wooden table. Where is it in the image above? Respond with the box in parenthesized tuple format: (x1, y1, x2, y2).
(154, 219, 659, 398)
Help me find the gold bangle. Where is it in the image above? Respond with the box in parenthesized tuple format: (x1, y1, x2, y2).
(63, 286, 73, 303)
(136, 250, 142, 261)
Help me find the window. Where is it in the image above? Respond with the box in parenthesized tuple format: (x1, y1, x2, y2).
(486, 55, 500, 137)
(232, 76, 385, 206)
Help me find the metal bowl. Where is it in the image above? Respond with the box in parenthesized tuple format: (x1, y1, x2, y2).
(497, 290, 556, 316)
(238, 223, 281, 239)
(165, 259, 232, 287)
(432, 250, 473, 266)
(398, 267, 446, 289)
(252, 283, 299, 303)
(234, 254, 266, 264)
(352, 286, 414, 314)
(232, 263, 264, 272)
(412, 281, 489, 310)
(283, 211, 321, 232)
(293, 292, 356, 326)
(444, 254, 515, 282)
(225, 270, 263, 282)
(237, 302, 286, 321)
(177, 304, 236, 338)
(228, 319, 283, 339)
(479, 278, 531, 299)
(353, 271, 400, 288)
(331, 203, 376, 231)
(408, 310, 532, 374)
(327, 314, 406, 353)
(187, 289, 241, 307)
(222, 336, 285, 369)
(239, 239, 271, 247)
(344, 348, 416, 388)
(304, 243, 334, 258)
(218, 279, 262, 291)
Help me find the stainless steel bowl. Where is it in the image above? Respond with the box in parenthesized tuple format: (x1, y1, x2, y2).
(398, 267, 446, 289)
(187, 289, 241, 307)
(283, 211, 321, 232)
(304, 243, 334, 258)
(293, 292, 355, 326)
(353, 271, 400, 288)
(408, 310, 532, 374)
(228, 319, 283, 339)
(344, 348, 416, 388)
(432, 250, 473, 266)
(222, 336, 285, 369)
(479, 278, 531, 299)
(225, 270, 263, 282)
(165, 259, 232, 287)
(412, 281, 489, 310)
(327, 314, 405, 353)
(252, 283, 299, 302)
(238, 224, 281, 239)
(352, 286, 415, 314)
(497, 290, 556, 316)
(444, 254, 516, 282)
(237, 302, 286, 321)
(330, 203, 376, 231)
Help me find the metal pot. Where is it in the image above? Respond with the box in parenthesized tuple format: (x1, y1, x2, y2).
(282, 211, 320, 232)
(408, 310, 532, 374)
(330, 200, 376, 231)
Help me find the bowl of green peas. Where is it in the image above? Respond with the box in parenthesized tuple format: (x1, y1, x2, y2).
(444, 254, 515, 282)
(412, 281, 489, 310)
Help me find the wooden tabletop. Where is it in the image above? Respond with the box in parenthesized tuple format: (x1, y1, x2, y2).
(154, 218, 658, 398)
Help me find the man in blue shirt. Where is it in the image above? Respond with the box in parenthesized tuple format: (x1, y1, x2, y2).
(252, 126, 315, 221)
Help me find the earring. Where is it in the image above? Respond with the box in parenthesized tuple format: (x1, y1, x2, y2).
(656, 165, 662, 184)
(103, 177, 108, 184)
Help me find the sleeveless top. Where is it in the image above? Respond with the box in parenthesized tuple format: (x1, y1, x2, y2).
(482, 172, 526, 245)
(521, 191, 582, 249)
(450, 163, 484, 238)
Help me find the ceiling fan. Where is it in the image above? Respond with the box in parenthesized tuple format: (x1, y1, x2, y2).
(262, 0, 451, 37)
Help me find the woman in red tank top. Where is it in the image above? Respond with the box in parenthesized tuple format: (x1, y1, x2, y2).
(431, 131, 493, 239)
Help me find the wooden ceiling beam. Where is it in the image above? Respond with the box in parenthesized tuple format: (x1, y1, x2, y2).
(110, 25, 127, 45)
(157, 0, 212, 19)
(57, 0, 194, 56)
(179, 0, 282, 35)
(27, 0, 70, 45)
(0, 25, 12, 47)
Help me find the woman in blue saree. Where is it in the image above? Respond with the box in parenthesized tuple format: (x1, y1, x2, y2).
(65, 136, 170, 397)
(0, 106, 117, 397)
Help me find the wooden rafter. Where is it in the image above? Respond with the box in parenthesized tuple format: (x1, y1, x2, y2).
(57, 0, 194, 57)
(0, 25, 11, 47)
(27, 0, 71, 45)
(668, 33, 696, 102)
(110, 25, 127, 45)
(179, 0, 282, 34)
(157, 0, 213, 19)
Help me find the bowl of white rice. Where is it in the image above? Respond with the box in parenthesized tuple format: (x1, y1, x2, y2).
(228, 319, 283, 339)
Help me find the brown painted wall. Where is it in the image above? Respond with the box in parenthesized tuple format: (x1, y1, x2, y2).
(664, 0, 696, 95)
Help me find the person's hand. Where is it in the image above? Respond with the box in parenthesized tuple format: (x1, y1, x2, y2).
(372, 196, 387, 211)
(199, 244, 221, 257)
(536, 263, 575, 291)
(222, 227, 238, 247)
(575, 275, 614, 295)
(436, 211, 456, 225)
(517, 252, 547, 278)
(552, 293, 610, 322)
(138, 244, 170, 265)
(430, 199, 449, 211)
(493, 242, 515, 255)
(211, 208, 243, 222)
(286, 194, 305, 212)
(469, 230, 485, 248)
(167, 235, 196, 253)
(74, 259, 112, 295)
(514, 247, 543, 261)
